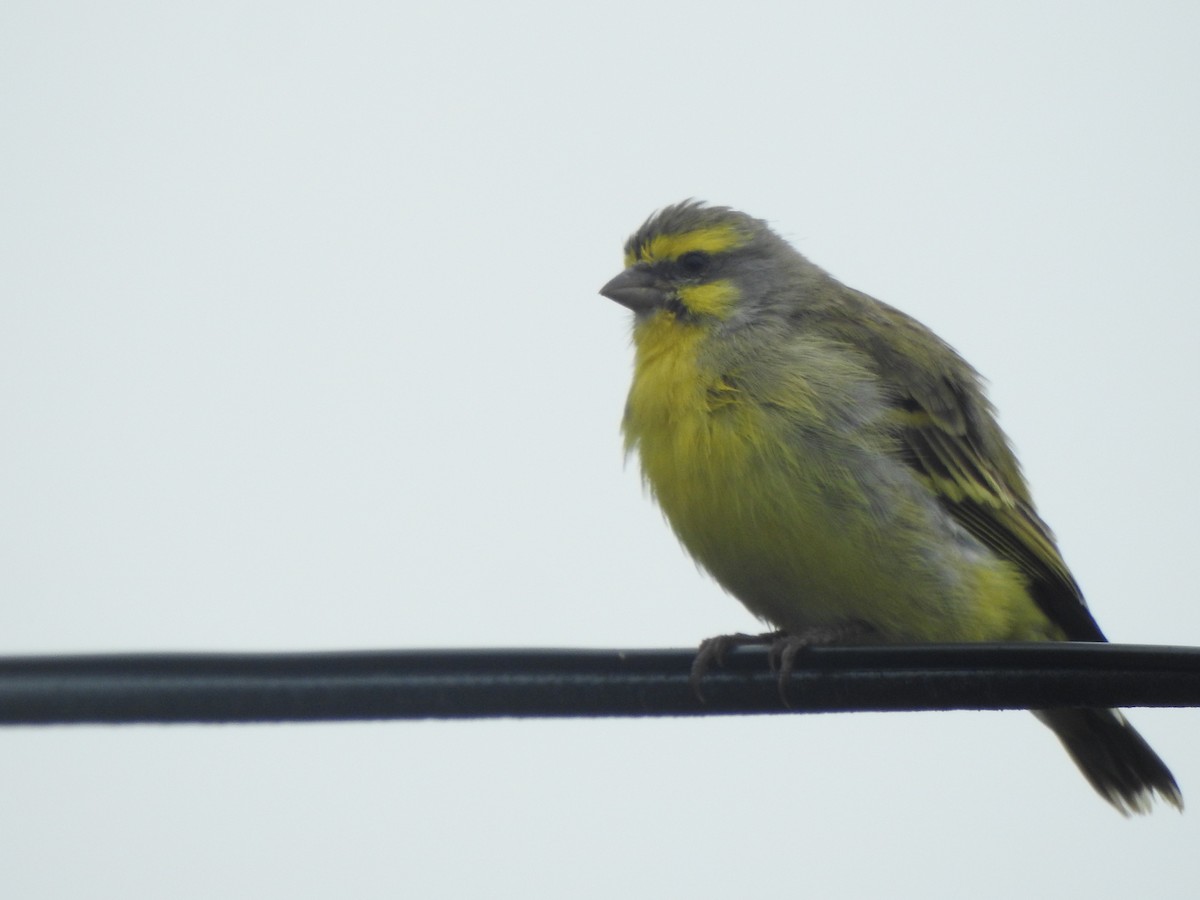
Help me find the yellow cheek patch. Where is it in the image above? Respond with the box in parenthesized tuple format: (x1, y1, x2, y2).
(678, 279, 740, 318)
(625, 224, 748, 267)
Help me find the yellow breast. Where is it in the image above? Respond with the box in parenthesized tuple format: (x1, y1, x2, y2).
(622, 314, 809, 622)
(621, 313, 1051, 643)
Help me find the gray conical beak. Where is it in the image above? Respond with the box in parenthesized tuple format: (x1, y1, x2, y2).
(599, 267, 666, 313)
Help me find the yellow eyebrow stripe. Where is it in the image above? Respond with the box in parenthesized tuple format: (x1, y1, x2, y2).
(625, 225, 749, 267)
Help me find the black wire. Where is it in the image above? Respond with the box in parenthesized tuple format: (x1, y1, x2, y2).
(1, 643, 1198, 726)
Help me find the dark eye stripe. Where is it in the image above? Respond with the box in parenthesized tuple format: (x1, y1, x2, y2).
(676, 250, 711, 277)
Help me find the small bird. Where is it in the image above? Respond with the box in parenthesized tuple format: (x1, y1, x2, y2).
(600, 200, 1181, 815)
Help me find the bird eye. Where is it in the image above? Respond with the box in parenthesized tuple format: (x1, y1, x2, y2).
(677, 251, 711, 277)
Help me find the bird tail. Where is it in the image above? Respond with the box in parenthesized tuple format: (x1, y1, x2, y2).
(1034, 708, 1183, 815)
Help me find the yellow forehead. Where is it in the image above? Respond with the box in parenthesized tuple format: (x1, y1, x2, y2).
(624, 225, 748, 268)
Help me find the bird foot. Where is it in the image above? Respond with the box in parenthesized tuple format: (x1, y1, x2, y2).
(689, 631, 784, 701)
(767, 621, 876, 706)
(690, 621, 876, 704)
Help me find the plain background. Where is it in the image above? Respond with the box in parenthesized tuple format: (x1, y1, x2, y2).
(3, 3, 1199, 897)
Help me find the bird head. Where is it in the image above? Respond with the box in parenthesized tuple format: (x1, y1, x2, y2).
(600, 201, 806, 330)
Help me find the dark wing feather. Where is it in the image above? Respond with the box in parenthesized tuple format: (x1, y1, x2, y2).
(828, 292, 1106, 642)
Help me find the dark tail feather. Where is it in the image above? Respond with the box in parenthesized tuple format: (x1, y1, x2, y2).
(1035, 708, 1183, 815)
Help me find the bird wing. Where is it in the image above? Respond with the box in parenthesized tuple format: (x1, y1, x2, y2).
(833, 295, 1106, 642)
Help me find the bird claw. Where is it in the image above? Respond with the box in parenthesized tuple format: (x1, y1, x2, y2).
(767, 633, 813, 707)
(691, 621, 875, 705)
(768, 621, 877, 707)
(689, 631, 783, 701)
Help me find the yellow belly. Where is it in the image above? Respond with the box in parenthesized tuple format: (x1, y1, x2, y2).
(622, 317, 1056, 643)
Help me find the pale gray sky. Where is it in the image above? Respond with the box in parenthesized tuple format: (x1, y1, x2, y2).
(3, 3, 1199, 897)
